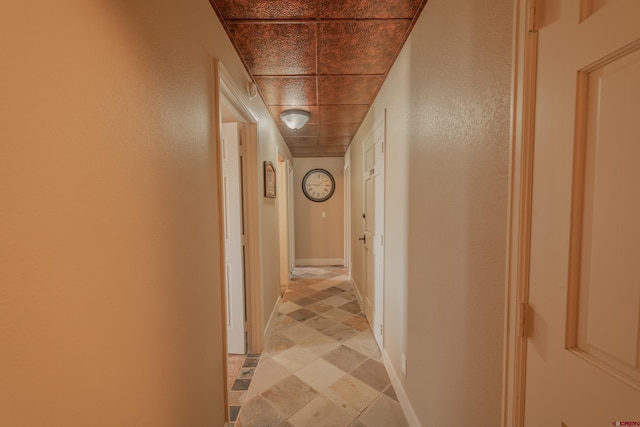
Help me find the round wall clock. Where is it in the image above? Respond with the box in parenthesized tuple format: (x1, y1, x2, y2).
(302, 168, 335, 202)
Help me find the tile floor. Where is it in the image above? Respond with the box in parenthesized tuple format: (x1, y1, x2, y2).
(231, 266, 409, 427)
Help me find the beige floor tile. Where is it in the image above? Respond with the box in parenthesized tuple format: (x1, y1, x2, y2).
(322, 345, 368, 373)
(342, 331, 380, 357)
(304, 316, 339, 334)
(264, 333, 297, 355)
(227, 354, 246, 380)
(262, 375, 319, 418)
(288, 395, 355, 427)
(228, 390, 246, 406)
(303, 336, 341, 356)
(322, 295, 351, 308)
(323, 374, 380, 418)
(250, 357, 293, 393)
(279, 301, 303, 314)
(309, 279, 340, 291)
(280, 323, 328, 346)
(272, 345, 319, 372)
(356, 394, 409, 427)
(306, 302, 334, 314)
(272, 315, 298, 332)
(295, 358, 346, 392)
(237, 395, 286, 427)
(320, 308, 355, 323)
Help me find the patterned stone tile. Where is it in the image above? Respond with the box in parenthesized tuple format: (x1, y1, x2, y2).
(262, 375, 319, 418)
(306, 302, 334, 314)
(272, 345, 319, 372)
(339, 301, 362, 314)
(323, 374, 379, 418)
(265, 334, 296, 355)
(320, 308, 355, 323)
(322, 323, 360, 342)
(350, 359, 390, 392)
(250, 358, 292, 394)
(295, 358, 346, 392)
(237, 395, 286, 427)
(288, 395, 355, 427)
(322, 345, 368, 373)
(356, 394, 409, 427)
(342, 315, 369, 332)
(304, 316, 339, 334)
(288, 308, 317, 322)
(383, 385, 399, 402)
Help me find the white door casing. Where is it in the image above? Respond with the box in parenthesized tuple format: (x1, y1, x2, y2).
(515, 0, 640, 425)
(363, 115, 385, 348)
(221, 122, 245, 355)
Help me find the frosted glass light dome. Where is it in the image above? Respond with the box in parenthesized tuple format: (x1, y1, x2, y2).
(280, 109, 310, 130)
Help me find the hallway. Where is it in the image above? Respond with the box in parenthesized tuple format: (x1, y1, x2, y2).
(229, 267, 408, 427)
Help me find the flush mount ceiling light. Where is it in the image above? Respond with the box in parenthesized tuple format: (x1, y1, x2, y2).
(280, 109, 310, 130)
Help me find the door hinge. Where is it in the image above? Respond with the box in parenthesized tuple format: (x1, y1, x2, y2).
(380, 234, 384, 246)
(240, 143, 247, 157)
(517, 302, 529, 338)
(380, 324, 383, 336)
(241, 235, 247, 246)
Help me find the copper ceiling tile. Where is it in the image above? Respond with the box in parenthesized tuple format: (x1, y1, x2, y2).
(278, 124, 319, 138)
(270, 106, 319, 124)
(318, 75, 383, 105)
(319, 124, 359, 137)
(255, 76, 317, 106)
(228, 23, 316, 75)
(318, 136, 352, 146)
(320, 0, 423, 19)
(318, 21, 410, 75)
(212, 0, 317, 20)
(319, 105, 368, 124)
(317, 146, 348, 156)
(286, 137, 320, 146)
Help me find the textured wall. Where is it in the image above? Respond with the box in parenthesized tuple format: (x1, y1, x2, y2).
(0, 0, 288, 425)
(294, 158, 345, 264)
(349, 0, 513, 424)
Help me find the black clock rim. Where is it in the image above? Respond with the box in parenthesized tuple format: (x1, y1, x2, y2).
(302, 168, 335, 202)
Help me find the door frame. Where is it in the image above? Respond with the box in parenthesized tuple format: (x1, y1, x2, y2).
(361, 113, 386, 348)
(344, 148, 352, 271)
(502, 1, 538, 426)
(214, 60, 263, 356)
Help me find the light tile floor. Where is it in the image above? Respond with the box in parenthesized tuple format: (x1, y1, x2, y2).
(234, 266, 409, 427)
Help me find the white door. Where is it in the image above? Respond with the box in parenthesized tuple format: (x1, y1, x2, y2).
(524, 0, 640, 424)
(363, 117, 385, 347)
(221, 123, 245, 355)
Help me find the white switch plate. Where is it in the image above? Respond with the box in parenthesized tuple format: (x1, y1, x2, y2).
(322, 211, 326, 218)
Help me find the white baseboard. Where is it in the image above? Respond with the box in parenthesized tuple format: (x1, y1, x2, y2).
(295, 258, 344, 266)
(263, 294, 282, 344)
(382, 349, 422, 427)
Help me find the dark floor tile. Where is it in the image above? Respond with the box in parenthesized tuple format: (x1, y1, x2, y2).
(384, 385, 399, 402)
(291, 296, 317, 307)
(339, 301, 362, 314)
(237, 367, 255, 379)
(230, 405, 241, 421)
(243, 357, 260, 368)
(288, 308, 317, 322)
(322, 344, 368, 372)
(323, 286, 346, 296)
(351, 358, 391, 392)
(232, 378, 252, 391)
(322, 323, 360, 342)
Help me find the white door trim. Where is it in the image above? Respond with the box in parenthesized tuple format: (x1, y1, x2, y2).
(502, 1, 537, 426)
(214, 60, 263, 356)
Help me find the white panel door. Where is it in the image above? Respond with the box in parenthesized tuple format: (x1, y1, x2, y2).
(363, 117, 385, 348)
(221, 123, 245, 355)
(524, 0, 640, 425)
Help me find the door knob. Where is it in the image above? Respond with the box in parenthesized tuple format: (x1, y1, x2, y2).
(358, 235, 366, 243)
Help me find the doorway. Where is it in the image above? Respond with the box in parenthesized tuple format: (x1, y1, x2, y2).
(214, 60, 262, 425)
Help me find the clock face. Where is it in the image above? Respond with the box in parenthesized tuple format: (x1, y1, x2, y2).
(302, 168, 335, 202)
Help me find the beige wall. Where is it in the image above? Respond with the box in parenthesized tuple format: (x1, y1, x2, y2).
(348, 0, 513, 424)
(294, 158, 345, 265)
(0, 0, 288, 425)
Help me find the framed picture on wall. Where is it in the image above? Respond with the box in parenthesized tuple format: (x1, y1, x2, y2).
(264, 161, 276, 198)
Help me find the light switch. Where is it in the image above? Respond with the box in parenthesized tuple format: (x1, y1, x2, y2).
(322, 211, 326, 218)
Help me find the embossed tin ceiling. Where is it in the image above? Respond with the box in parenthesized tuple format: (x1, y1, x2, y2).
(209, 0, 428, 157)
